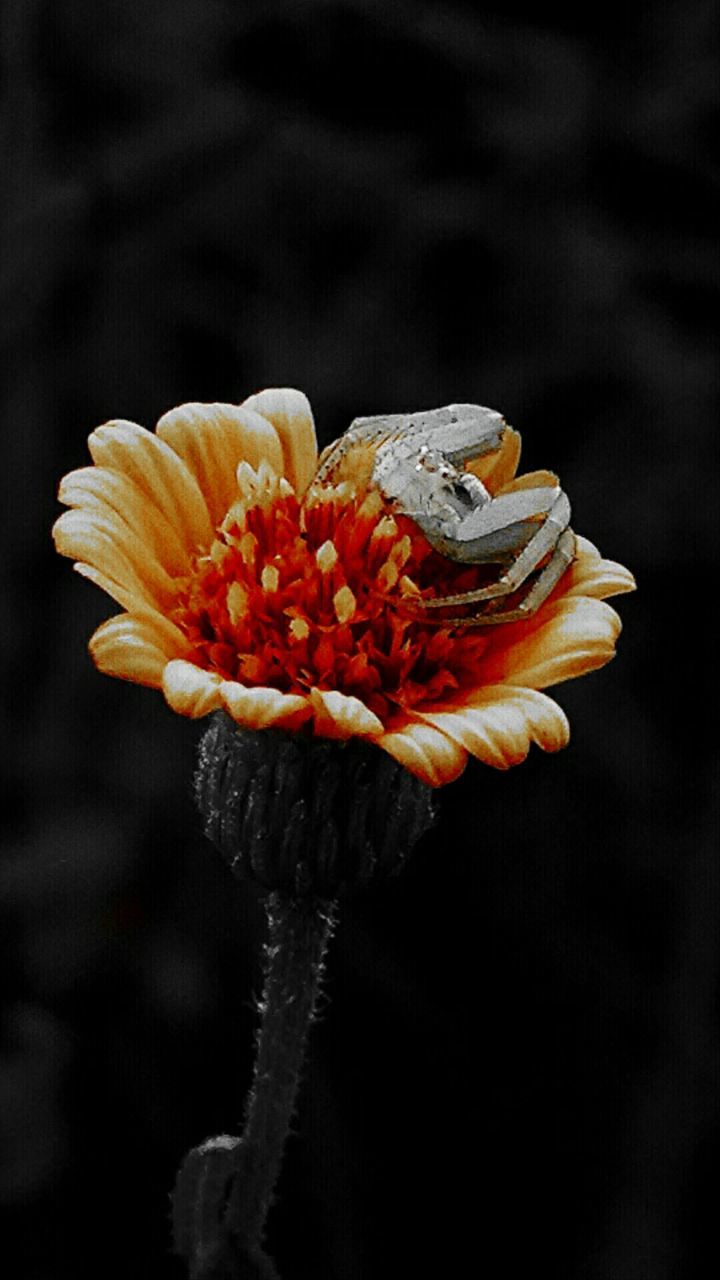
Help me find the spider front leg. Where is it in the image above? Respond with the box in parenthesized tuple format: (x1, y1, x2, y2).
(419, 528, 577, 627)
(417, 485, 571, 607)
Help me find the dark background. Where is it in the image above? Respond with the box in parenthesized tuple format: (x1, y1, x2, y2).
(1, 1, 717, 1277)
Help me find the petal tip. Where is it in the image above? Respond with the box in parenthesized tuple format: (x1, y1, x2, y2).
(309, 688, 384, 740)
(162, 659, 224, 719)
(220, 682, 312, 730)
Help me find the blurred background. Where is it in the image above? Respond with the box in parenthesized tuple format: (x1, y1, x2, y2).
(1, 1, 717, 1276)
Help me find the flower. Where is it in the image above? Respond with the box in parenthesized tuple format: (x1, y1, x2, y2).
(53, 389, 635, 787)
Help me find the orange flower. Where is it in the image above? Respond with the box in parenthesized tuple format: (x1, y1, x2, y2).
(53, 389, 635, 786)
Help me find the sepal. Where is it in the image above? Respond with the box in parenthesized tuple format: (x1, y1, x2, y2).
(195, 712, 437, 896)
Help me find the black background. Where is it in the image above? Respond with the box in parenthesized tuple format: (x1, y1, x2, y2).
(2, 2, 717, 1277)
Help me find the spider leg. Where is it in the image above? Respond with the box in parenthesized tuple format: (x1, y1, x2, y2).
(311, 431, 370, 486)
(418, 489, 571, 607)
(357, 404, 506, 467)
(420, 529, 576, 627)
(439, 404, 506, 466)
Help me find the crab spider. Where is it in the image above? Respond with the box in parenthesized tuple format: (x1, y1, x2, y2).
(312, 404, 576, 627)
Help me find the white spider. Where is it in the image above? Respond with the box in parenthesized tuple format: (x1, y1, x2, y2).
(312, 403, 576, 626)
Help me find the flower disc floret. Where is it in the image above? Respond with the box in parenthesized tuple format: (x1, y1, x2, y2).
(174, 466, 492, 725)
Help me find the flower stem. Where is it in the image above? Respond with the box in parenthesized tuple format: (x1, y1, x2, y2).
(226, 892, 337, 1248)
(173, 892, 337, 1278)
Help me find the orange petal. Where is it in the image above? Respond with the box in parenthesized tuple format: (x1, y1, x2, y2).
(376, 719, 468, 787)
(479, 597, 623, 689)
(466, 425, 521, 493)
(221, 682, 312, 730)
(562, 535, 637, 600)
(88, 419, 213, 555)
(90, 613, 190, 687)
(156, 403, 284, 528)
(416, 686, 569, 769)
(240, 388, 318, 497)
(496, 468, 558, 495)
(162, 660, 224, 718)
(309, 688, 384, 739)
(53, 508, 177, 610)
(72, 562, 154, 614)
(58, 466, 192, 576)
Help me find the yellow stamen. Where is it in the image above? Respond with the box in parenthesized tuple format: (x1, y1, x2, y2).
(227, 582, 249, 624)
(333, 585, 356, 625)
(377, 560, 399, 591)
(236, 461, 259, 495)
(370, 516, 398, 544)
(399, 574, 421, 597)
(289, 616, 310, 641)
(357, 489, 383, 521)
(220, 502, 244, 536)
(256, 460, 279, 491)
(261, 564, 280, 593)
(390, 535, 412, 569)
(307, 479, 352, 507)
(239, 531, 257, 568)
(316, 540, 338, 573)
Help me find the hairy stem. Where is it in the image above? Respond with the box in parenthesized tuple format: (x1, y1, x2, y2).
(173, 892, 337, 1278)
(226, 893, 337, 1249)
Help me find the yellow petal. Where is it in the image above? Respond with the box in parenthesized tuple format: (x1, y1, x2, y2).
(53, 508, 176, 610)
(416, 687, 569, 769)
(479, 597, 623, 689)
(162, 660, 224, 718)
(88, 419, 213, 554)
(562, 535, 637, 600)
(58, 466, 192, 576)
(156, 403, 284, 528)
(376, 719, 468, 787)
(220, 682, 312, 730)
(72, 562, 153, 614)
(240, 388, 318, 497)
(90, 612, 190, 687)
(496, 468, 558, 495)
(466, 425, 521, 493)
(309, 688, 384, 740)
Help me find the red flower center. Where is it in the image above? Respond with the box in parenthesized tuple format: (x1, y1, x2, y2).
(173, 483, 496, 724)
